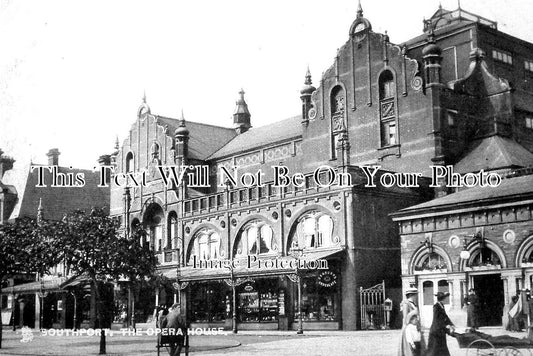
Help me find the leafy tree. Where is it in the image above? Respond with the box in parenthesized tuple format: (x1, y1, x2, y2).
(0, 218, 63, 349)
(59, 208, 157, 354)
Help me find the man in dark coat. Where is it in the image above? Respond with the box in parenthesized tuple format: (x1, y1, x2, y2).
(161, 303, 188, 356)
(427, 292, 455, 356)
(465, 288, 480, 329)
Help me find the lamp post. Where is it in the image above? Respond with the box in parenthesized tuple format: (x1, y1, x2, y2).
(290, 241, 304, 335)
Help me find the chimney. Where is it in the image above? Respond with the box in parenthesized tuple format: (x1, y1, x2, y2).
(47, 148, 60, 166)
(0, 149, 15, 179)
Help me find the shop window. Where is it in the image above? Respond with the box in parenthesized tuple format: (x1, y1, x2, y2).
(293, 275, 338, 321)
(238, 280, 280, 322)
(415, 252, 448, 272)
(190, 282, 227, 323)
(189, 229, 221, 263)
(234, 221, 274, 258)
(290, 212, 334, 250)
(125, 152, 134, 173)
(492, 49, 513, 65)
(438, 280, 450, 305)
(423, 281, 434, 305)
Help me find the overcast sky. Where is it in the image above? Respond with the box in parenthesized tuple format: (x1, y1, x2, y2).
(1, 0, 532, 170)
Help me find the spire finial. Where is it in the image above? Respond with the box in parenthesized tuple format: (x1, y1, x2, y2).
(357, 0, 363, 18)
(142, 90, 146, 104)
(114, 136, 119, 150)
(179, 109, 186, 126)
(457, 0, 461, 10)
(305, 66, 312, 85)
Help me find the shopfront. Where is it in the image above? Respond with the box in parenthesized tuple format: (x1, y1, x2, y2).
(180, 260, 343, 330)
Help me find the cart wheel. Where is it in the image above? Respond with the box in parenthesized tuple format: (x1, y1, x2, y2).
(498, 347, 522, 356)
(466, 339, 496, 356)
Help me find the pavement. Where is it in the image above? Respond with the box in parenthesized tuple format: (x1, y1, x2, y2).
(0, 325, 530, 356)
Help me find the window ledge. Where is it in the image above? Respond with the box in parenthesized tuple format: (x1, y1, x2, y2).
(377, 144, 400, 151)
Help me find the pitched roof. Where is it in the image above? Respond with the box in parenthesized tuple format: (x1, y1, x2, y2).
(9, 164, 109, 221)
(392, 174, 533, 219)
(208, 116, 302, 160)
(454, 136, 533, 173)
(155, 116, 237, 161)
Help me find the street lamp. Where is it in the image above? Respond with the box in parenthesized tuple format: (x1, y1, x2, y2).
(459, 231, 484, 261)
(290, 241, 304, 335)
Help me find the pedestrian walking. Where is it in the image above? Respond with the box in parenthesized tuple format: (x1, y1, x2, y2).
(398, 287, 425, 356)
(161, 303, 188, 356)
(404, 312, 422, 356)
(426, 291, 455, 356)
(464, 288, 480, 329)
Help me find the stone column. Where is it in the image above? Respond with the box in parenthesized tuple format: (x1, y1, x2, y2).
(35, 293, 41, 329)
(342, 192, 357, 330)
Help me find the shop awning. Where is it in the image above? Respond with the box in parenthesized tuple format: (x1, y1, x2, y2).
(173, 248, 345, 282)
(1, 277, 66, 295)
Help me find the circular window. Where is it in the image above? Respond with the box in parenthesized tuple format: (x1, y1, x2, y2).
(448, 235, 461, 248)
(503, 229, 516, 244)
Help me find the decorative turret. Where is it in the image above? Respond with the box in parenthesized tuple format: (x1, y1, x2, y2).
(349, 0, 372, 38)
(422, 31, 443, 86)
(138, 92, 151, 120)
(233, 89, 251, 134)
(174, 110, 189, 162)
(300, 67, 316, 125)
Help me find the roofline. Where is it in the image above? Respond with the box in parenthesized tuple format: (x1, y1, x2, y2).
(155, 115, 234, 132)
(207, 134, 302, 161)
(391, 192, 533, 221)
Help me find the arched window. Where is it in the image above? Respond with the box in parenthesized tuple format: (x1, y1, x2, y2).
(167, 212, 177, 250)
(125, 152, 134, 173)
(189, 229, 221, 263)
(379, 70, 397, 147)
(289, 212, 334, 251)
(144, 203, 163, 252)
(330, 86, 346, 160)
(469, 246, 501, 267)
(415, 252, 448, 272)
(234, 221, 275, 258)
(150, 142, 160, 161)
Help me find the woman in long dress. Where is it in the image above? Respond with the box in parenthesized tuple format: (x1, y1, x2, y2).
(398, 288, 425, 356)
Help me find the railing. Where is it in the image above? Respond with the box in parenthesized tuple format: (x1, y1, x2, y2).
(182, 170, 338, 216)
